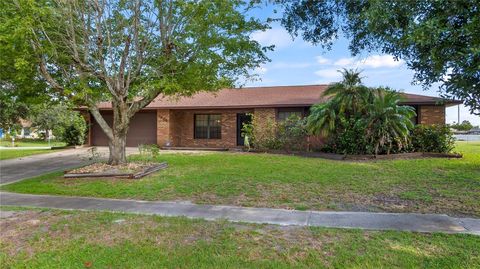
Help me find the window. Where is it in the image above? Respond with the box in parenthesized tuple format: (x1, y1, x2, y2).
(278, 111, 303, 121)
(194, 114, 221, 139)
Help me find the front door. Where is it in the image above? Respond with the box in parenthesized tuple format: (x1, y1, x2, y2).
(236, 113, 252, 146)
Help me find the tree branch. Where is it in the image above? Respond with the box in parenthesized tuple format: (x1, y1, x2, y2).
(89, 105, 114, 141)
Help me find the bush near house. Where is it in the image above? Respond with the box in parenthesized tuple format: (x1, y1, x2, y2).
(242, 114, 309, 152)
(411, 125, 456, 153)
(60, 114, 87, 146)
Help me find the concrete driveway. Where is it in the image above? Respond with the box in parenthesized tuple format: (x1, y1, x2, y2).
(0, 147, 139, 185)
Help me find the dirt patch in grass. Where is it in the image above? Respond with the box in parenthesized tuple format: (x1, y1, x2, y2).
(0, 210, 64, 256)
(69, 162, 156, 174)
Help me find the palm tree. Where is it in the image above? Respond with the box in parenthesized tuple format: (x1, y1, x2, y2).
(307, 102, 338, 136)
(323, 68, 370, 116)
(365, 89, 416, 155)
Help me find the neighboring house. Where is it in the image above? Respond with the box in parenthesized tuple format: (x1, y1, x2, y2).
(83, 85, 461, 148)
(18, 119, 36, 139)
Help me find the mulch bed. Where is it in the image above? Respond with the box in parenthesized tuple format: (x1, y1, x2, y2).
(250, 150, 463, 161)
(64, 162, 168, 179)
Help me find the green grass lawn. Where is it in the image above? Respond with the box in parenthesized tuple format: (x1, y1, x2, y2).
(0, 149, 53, 160)
(2, 142, 479, 216)
(1, 207, 478, 268)
(0, 138, 66, 147)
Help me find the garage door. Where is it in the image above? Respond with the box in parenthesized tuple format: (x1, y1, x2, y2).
(91, 111, 157, 147)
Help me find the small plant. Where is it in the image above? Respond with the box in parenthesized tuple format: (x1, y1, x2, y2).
(138, 144, 160, 158)
(88, 147, 102, 162)
(138, 144, 148, 156)
(150, 144, 160, 158)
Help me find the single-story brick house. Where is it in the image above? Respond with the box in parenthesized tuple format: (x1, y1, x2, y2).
(83, 85, 461, 148)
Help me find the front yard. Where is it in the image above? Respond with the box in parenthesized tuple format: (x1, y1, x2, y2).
(1, 207, 478, 268)
(2, 142, 479, 217)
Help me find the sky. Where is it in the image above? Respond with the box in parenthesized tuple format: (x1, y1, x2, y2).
(245, 6, 480, 126)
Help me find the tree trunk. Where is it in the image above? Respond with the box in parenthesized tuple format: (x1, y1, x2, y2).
(108, 132, 127, 165)
(45, 129, 49, 141)
(107, 101, 130, 165)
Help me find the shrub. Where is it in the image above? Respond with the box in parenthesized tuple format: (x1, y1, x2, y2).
(411, 124, 455, 153)
(138, 144, 160, 158)
(62, 114, 87, 146)
(242, 114, 308, 152)
(277, 116, 309, 152)
(321, 118, 371, 154)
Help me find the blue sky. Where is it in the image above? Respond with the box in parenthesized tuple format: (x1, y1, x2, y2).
(245, 7, 480, 125)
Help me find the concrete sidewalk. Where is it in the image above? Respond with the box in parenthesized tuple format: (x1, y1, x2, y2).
(1, 192, 478, 235)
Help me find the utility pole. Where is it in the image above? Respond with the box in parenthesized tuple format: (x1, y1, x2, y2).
(458, 104, 460, 124)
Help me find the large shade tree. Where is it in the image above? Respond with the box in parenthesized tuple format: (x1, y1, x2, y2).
(279, 0, 479, 115)
(1, 0, 270, 164)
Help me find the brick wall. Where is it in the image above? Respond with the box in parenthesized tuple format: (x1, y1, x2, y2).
(156, 109, 173, 147)
(167, 109, 252, 148)
(418, 105, 445, 125)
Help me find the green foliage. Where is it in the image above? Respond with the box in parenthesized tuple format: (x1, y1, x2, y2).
(62, 114, 87, 146)
(411, 125, 456, 153)
(450, 120, 474, 131)
(276, 115, 309, 152)
(0, 91, 29, 132)
(323, 68, 371, 116)
(242, 114, 308, 152)
(280, 0, 479, 115)
(2, 0, 271, 163)
(364, 90, 416, 155)
(31, 104, 67, 138)
(321, 118, 370, 155)
(1, 0, 271, 109)
(30, 104, 87, 145)
(138, 144, 160, 158)
(308, 70, 416, 155)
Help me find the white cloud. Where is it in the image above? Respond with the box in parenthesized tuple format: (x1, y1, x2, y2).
(316, 56, 331, 65)
(314, 69, 342, 80)
(254, 66, 268, 75)
(333, 57, 355, 66)
(362, 55, 404, 68)
(251, 27, 294, 49)
(333, 55, 404, 69)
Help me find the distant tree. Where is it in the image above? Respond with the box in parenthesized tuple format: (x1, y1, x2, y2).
(0, 90, 29, 133)
(450, 120, 474, 131)
(2, 0, 271, 164)
(279, 0, 479, 115)
(30, 104, 68, 141)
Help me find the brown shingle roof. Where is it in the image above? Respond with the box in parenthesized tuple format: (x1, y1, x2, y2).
(96, 84, 461, 109)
